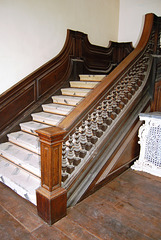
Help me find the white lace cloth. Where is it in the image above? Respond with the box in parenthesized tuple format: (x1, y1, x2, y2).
(131, 112, 161, 177)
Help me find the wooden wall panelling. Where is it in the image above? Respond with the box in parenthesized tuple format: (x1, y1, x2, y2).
(151, 56, 161, 111)
(0, 81, 36, 134)
(0, 29, 133, 139)
(151, 80, 161, 111)
(0, 33, 72, 136)
(110, 41, 134, 64)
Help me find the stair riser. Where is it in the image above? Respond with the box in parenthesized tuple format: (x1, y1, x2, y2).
(7, 132, 40, 155)
(52, 96, 83, 106)
(79, 75, 106, 81)
(0, 143, 40, 177)
(70, 81, 99, 88)
(61, 88, 91, 97)
(0, 157, 40, 205)
(31, 112, 65, 126)
(20, 122, 50, 136)
(42, 104, 74, 116)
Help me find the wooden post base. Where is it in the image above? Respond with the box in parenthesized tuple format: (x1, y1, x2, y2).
(36, 187, 67, 225)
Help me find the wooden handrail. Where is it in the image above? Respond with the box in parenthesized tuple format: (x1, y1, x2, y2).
(36, 13, 161, 224)
(58, 13, 154, 133)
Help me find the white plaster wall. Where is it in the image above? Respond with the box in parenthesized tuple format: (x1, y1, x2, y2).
(0, 0, 119, 95)
(118, 0, 161, 47)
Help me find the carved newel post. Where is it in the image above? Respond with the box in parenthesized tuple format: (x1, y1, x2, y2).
(36, 127, 67, 225)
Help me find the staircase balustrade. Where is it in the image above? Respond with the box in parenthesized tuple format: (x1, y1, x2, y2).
(61, 50, 151, 187)
(36, 14, 161, 224)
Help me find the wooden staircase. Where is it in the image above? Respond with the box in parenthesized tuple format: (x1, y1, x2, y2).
(0, 13, 161, 225)
(0, 74, 105, 205)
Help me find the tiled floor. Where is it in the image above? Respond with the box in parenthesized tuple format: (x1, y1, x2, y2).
(0, 169, 161, 240)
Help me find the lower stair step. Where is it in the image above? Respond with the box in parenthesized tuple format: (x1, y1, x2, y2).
(0, 156, 40, 205)
(61, 88, 91, 97)
(20, 121, 50, 135)
(31, 112, 65, 125)
(42, 103, 74, 115)
(79, 74, 106, 81)
(52, 95, 83, 106)
(7, 131, 40, 154)
(0, 142, 40, 177)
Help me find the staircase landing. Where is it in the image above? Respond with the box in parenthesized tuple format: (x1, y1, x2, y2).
(0, 169, 160, 239)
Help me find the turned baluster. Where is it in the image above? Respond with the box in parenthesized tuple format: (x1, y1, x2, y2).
(119, 92, 128, 104)
(73, 127, 81, 166)
(107, 93, 117, 119)
(91, 111, 98, 144)
(62, 143, 68, 182)
(107, 106, 115, 120)
(111, 89, 116, 100)
(115, 84, 122, 100)
(96, 106, 103, 137)
(115, 86, 125, 109)
(135, 77, 142, 86)
(120, 80, 126, 92)
(79, 121, 87, 158)
(66, 135, 75, 174)
(112, 101, 120, 114)
(85, 114, 93, 150)
(135, 61, 145, 81)
(124, 76, 129, 85)
(131, 79, 139, 91)
(127, 82, 135, 95)
(124, 85, 132, 99)
(102, 100, 108, 130)
(116, 98, 124, 110)
(112, 88, 121, 114)
(105, 100, 112, 125)
(106, 94, 112, 105)
(138, 65, 145, 77)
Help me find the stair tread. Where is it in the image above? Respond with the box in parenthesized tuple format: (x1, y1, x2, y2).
(61, 88, 91, 97)
(0, 142, 40, 177)
(7, 131, 40, 154)
(70, 81, 99, 89)
(0, 156, 40, 205)
(52, 95, 83, 106)
(31, 112, 65, 125)
(42, 103, 74, 115)
(79, 74, 106, 81)
(20, 121, 50, 135)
